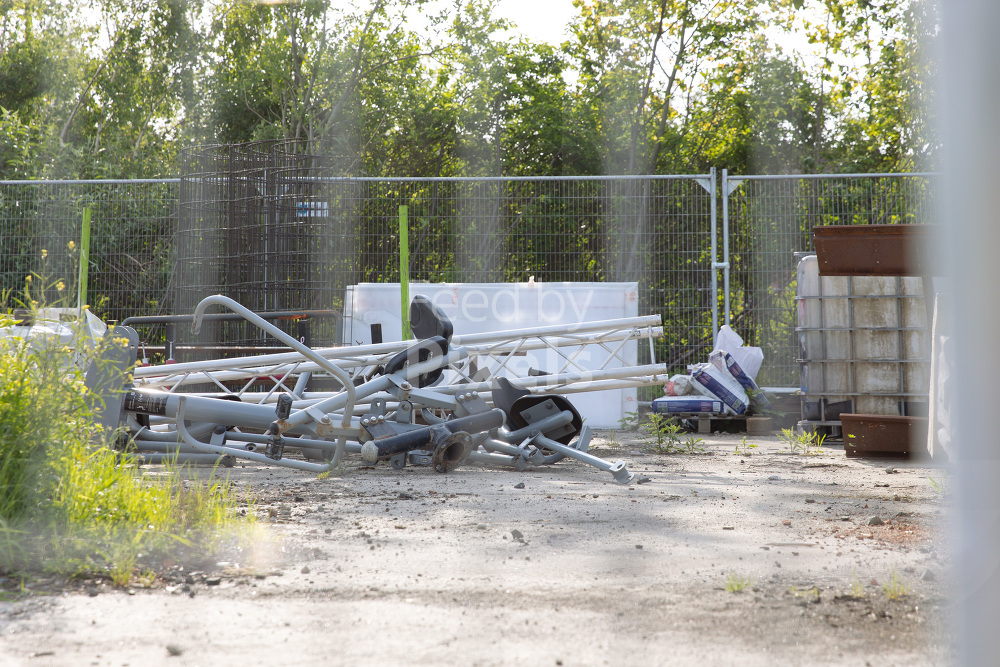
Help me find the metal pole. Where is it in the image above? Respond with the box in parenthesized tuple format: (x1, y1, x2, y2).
(399, 205, 410, 340)
(134, 315, 663, 379)
(710, 168, 718, 337)
(78, 207, 91, 309)
(721, 169, 731, 327)
(191, 294, 356, 435)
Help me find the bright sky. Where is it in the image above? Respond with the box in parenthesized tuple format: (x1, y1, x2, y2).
(491, 0, 579, 46)
(492, 1, 834, 65)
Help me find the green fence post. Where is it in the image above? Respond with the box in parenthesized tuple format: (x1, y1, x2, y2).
(78, 207, 92, 309)
(399, 205, 410, 340)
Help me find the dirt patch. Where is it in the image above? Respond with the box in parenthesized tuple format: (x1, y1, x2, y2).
(0, 432, 953, 666)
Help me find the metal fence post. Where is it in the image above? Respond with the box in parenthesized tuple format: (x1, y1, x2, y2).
(720, 170, 745, 330)
(708, 168, 719, 339)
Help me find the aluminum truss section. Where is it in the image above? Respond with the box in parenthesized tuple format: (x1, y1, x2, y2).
(132, 316, 664, 403)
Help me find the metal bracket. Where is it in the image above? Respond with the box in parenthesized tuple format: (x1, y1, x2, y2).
(395, 400, 414, 424)
(388, 378, 457, 410)
(407, 451, 433, 467)
(452, 391, 491, 418)
(694, 176, 714, 194)
(361, 414, 401, 440)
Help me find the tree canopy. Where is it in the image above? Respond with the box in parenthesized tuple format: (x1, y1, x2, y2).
(0, 0, 939, 179)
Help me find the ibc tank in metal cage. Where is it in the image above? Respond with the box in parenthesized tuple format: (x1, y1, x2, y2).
(795, 254, 929, 432)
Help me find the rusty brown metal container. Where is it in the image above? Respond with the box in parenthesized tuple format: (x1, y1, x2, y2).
(841, 413, 929, 458)
(813, 224, 932, 277)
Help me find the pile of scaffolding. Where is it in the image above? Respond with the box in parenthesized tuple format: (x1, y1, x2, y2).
(101, 295, 671, 484)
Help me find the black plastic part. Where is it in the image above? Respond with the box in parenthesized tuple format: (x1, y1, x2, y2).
(12, 309, 33, 326)
(123, 390, 168, 416)
(265, 433, 285, 460)
(382, 336, 449, 388)
(409, 295, 453, 343)
(506, 394, 583, 446)
(491, 377, 532, 418)
(275, 393, 293, 420)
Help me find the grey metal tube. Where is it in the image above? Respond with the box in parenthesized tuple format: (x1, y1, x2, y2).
(480, 436, 540, 461)
(226, 431, 356, 452)
(534, 428, 633, 484)
(282, 348, 468, 431)
(130, 441, 212, 454)
(176, 397, 331, 473)
(360, 409, 505, 462)
(191, 295, 356, 433)
(133, 423, 217, 442)
(135, 453, 234, 466)
(465, 450, 523, 468)
(497, 410, 574, 442)
(134, 316, 661, 380)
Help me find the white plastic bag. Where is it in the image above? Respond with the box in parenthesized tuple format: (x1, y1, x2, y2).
(714, 325, 764, 381)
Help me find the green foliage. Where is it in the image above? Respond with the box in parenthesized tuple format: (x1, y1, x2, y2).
(789, 584, 820, 601)
(0, 1, 938, 180)
(0, 295, 249, 585)
(735, 436, 757, 456)
(724, 572, 752, 593)
(779, 427, 825, 455)
(642, 412, 683, 452)
(603, 431, 623, 453)
(637, 412, 705, 454)
(682, 434, 705, 454)
(927, 472, 947, 495)
(619, 410, 640, 431)
(849, 569, 865, 598)
(882, 567, 909, 600)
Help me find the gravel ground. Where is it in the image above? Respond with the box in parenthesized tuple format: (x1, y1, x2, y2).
(0, 431, 954, 666)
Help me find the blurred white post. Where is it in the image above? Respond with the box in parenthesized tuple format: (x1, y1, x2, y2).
(941, 2, 1000, 664)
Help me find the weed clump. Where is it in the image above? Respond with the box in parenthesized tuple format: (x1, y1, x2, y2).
(882, 567, 909, 600)
(779, 427, 825, 455)
(641, 413, 704, 454)
(724, 572, 752, 593)
(0, 300, 249, 585)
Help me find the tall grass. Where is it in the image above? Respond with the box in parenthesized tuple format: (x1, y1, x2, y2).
(1, 296, 250, 585)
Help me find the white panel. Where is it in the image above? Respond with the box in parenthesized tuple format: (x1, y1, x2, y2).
(345, 282, 640, 428)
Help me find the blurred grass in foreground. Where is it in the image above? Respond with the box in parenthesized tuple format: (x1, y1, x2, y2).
(1, 286, 252, 587)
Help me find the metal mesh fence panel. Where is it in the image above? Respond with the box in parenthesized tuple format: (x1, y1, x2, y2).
(176, 142, 353, 349)
(331, 175, 717, 373)
(724, 172, 938, 388)
(0, 179, 178, 326)
(177, 164, 715, 368)
(2, 168, 716, 371)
